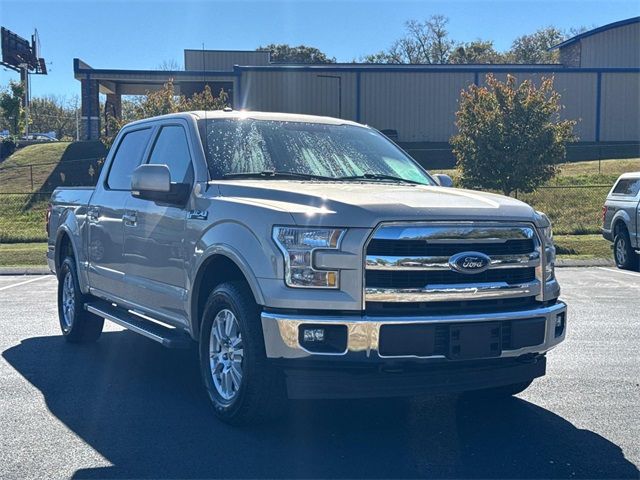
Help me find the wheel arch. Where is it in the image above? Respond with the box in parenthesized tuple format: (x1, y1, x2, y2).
(190, 250, 265, 339)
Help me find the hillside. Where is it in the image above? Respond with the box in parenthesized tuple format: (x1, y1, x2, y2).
(0, 141, 107, 194)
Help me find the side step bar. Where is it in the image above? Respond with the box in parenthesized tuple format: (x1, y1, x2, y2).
(85, 301, 192, 349)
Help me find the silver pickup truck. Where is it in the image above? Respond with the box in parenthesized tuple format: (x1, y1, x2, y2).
(47, 111, 566, 424)
(602, 172, 640, 270)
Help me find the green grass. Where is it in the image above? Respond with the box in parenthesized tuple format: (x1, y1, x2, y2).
(431, 158, 639, 235)
(554, 234, 611, 260)
(0, 143, 71, 193)
(0, 242, 47, 266)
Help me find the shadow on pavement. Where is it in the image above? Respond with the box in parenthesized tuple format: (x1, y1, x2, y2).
(3, 331, 638, 479)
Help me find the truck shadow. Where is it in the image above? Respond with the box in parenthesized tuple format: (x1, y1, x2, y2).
(3, 331, 637, 479)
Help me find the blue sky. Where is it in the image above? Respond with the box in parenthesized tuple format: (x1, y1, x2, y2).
(1, 0, 638, 98)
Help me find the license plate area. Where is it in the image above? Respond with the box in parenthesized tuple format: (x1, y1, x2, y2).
(448, 322, 502, 360)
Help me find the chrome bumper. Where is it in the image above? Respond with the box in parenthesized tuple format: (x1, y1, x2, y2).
(261, 301, 567, 361)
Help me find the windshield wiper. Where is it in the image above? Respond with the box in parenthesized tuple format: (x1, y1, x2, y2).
(221, 170, 336, 181)
(337, 173, 423, 185)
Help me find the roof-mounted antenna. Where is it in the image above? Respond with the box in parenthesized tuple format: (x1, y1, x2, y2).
(202, 42, 209, 168)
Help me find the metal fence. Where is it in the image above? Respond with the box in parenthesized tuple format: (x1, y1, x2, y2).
(0, 157, 103, 194)
(0, 184, 612, 246)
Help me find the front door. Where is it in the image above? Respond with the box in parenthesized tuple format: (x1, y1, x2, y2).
(122, 123, 194, 325)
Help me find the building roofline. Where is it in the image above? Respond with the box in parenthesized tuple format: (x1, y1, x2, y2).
(549, 16, 640, 50)
(183, 48, 270, 54)
(73, 58, 238, 78)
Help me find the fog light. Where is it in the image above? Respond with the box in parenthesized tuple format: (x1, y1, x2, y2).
(298, 324, 348, 353)
(554, 313, 565, 337)
(303, 328, 325, 342)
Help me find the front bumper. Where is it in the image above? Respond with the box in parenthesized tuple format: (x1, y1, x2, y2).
(261, 301, 567, 361)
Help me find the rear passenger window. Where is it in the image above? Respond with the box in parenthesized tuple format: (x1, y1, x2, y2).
(107, 128, 152, 190)
(612, 178, 640, 197)
(147, 125, 194, 184)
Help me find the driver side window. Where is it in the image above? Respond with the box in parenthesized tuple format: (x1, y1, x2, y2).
(147, 125, 194, 184)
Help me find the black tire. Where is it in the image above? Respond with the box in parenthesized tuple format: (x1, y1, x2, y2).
(57, 256, 104, 343)
(462, 380, 533, 399)
(613, 231, 639, 271)
(199, 281, 285, 425)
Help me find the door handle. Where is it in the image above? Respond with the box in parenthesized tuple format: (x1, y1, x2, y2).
(87, 207, 100, 221)
(123, 211, 137, 227)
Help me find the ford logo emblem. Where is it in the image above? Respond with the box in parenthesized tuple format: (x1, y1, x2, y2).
(448, 251, 491, 274)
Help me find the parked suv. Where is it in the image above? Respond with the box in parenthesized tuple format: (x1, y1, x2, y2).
(602, 172, 640, 270)
(47, 111, 567, 424)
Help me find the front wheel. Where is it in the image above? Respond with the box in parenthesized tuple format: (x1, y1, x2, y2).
(57, 257, 104, 343)
(199, 282, 284, 425)
(614, 231, 638, 270)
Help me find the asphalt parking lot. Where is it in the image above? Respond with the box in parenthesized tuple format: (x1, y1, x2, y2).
(0, 267, 638, 479)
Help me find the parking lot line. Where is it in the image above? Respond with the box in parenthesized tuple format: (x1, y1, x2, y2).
(0, 275, 52, 292)
(596, 267, 640, 278)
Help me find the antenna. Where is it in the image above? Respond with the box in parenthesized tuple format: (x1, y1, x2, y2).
(202, 42, 209, 173)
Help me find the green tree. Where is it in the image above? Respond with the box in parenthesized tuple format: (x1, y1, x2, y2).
(506, 27, 565, 64)
(0, 81, 26, 135)
(258, 44, 335, 63)
(450, 74, 577, 196)
(449, 40, 505, 64)
(29, 95, 80, 140)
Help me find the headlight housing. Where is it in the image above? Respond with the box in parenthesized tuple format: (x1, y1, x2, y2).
(536, 213, 555, 282)
(273, 226, 345, 288)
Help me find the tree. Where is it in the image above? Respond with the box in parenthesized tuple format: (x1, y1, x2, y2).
(506, 27, 565, 64)
(362, 15, 455, 64)
(29, 95, 80, 140)
(449, 40, 505, 64)
(0, 81, 26, 135)
(450, 74, 577, 196)
(158, 59, 182, 71)
(258, 44, 335, 64)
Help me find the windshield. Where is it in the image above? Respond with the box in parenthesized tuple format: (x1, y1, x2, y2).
(201, 118, 435, 185)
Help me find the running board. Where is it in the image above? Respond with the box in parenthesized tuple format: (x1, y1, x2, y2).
(85, 301, 192, 348)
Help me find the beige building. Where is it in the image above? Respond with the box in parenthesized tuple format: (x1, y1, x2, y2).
(75, 17, 640, 165)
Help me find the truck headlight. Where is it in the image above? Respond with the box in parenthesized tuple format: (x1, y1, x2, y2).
(536, 215, 555, 281)
(273, 226, 345, 288)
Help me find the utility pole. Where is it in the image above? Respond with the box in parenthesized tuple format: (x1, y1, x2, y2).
(19, 63, 30, 137)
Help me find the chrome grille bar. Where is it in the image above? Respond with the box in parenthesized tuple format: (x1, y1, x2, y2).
(364, 223, 542, 303)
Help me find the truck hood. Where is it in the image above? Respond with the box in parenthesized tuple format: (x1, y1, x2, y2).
(216, 180, 539, 228)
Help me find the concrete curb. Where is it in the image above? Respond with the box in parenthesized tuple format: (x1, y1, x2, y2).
(555, 258, 614, 267)
(0, 266, 52, 275)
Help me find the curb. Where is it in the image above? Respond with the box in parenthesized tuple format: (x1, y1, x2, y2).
(0, 266, 52, 275)
(555, 258, 614, 267)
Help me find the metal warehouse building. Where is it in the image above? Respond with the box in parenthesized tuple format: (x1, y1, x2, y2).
(75, 17, 639, 164)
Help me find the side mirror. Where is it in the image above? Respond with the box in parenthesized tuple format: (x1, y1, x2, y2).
(433, 173, 454, 188)
(131, 164, 190, 204)
(132, 164, 171, 193)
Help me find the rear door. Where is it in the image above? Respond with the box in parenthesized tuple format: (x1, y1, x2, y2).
(122, 122, 195, 325)
(87, 126, 153, 299)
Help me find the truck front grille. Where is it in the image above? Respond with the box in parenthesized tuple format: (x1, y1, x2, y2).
(366, 267, 536, 289)
(364, 223, 542, 304)
(367, 238, 535, 257)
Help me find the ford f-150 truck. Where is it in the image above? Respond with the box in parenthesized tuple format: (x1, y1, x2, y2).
(47, 111, 566, 424)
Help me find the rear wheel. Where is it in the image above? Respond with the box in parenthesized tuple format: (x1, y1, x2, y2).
(614, 231, 638, 270)
(199, 281, 285, 425)
(57, 257, 104, 342)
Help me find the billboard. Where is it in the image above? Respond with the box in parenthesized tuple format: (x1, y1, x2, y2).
(1, 27, 46, 74)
